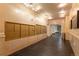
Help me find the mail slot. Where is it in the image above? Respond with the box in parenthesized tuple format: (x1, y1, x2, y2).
(29, 25, 35, 36)
(5, 22, 15, 41)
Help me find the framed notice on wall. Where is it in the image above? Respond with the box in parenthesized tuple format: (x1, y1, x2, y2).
(71, 15, 77, 29)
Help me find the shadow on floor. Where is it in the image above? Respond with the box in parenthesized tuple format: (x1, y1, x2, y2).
(10, 33, 74, 56)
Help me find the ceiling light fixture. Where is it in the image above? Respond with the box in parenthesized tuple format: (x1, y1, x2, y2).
(32, 5, 42, 11)
(58, 3, 67, 8)
(24, 3, 42, 12)
(59, 10, 65, 14)
(24, 3, 33, 7)
(59, 9, 66, 17)
(48, 16, 53, 19)
(59, 13, 65, 17)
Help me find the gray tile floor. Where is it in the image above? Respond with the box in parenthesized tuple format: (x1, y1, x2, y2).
(10, 33, 74, 56)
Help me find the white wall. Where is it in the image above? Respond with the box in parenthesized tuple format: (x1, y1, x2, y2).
(65, 3, 79, 55)
(47, 19, 65, 35)
(0, 4, 48, 55)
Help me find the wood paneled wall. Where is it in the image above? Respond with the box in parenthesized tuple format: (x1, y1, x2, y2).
(5, 22, 47, 41)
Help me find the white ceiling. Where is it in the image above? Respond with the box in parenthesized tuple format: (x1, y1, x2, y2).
(33, 3, 72, 20)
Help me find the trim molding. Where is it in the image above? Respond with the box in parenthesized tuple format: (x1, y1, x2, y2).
(0, 32, 5, 38)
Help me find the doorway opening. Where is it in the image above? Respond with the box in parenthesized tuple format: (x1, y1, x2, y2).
(50, 24, 62, 41)
(51, 24, 61, 34)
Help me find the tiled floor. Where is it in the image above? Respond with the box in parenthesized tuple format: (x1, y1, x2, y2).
(10, 33, 74, 56)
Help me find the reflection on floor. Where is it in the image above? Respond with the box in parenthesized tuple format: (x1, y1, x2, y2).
(10, 33, 74, 56)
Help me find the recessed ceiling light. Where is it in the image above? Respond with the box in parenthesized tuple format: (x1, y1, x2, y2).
(48, 16, 53, 19)
(59, 13, 65, 17)
(59, 10, 66, 17)
(24, 3, 33, 7)
(58, 3, 67, 8)
(32, 5, 42, 11)
(59, 10, 65, 14)
(24, 3, 42, 12)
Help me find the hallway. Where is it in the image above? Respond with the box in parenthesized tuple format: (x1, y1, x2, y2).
(10, 33, 74, 56)
(0, 3, 79, 56)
